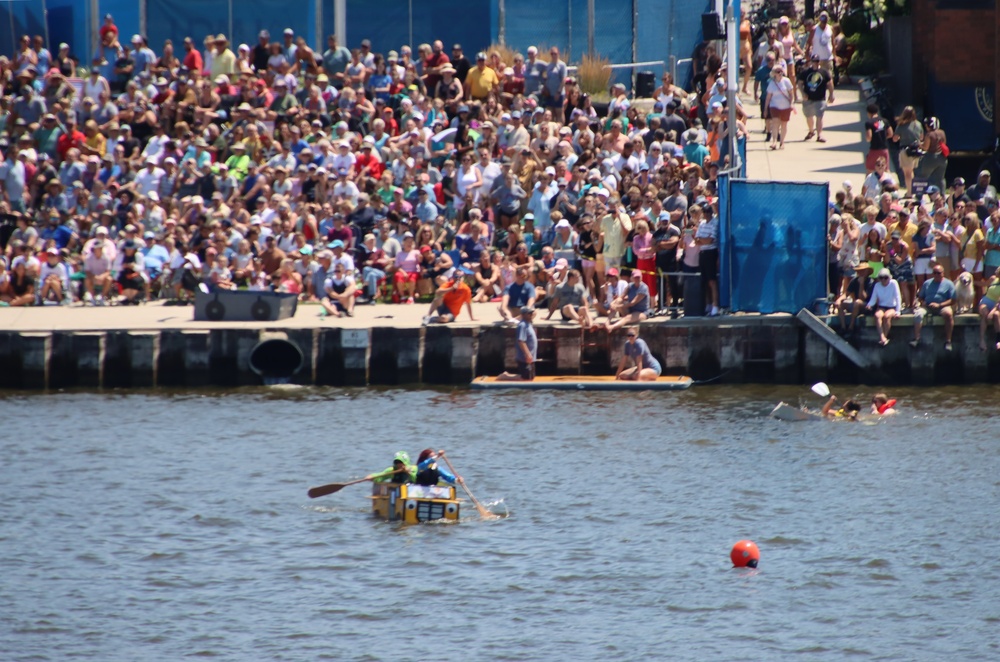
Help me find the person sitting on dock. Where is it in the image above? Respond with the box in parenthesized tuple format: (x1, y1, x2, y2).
(366, 451, 416, 484)
(320, 264, 356, 317)
(596, 267, 628, 321)
(606, 269, 650, 332)
(546, 267, 592, 329)
(835, 262, 875, 335)
(867, 268, 901, 346)
(615, 327, 662, 381)
(422, 272, 475, 325)
(498, 266, 535, 325)
(415, 449, 463, 486)
(821, 395, 862, 420)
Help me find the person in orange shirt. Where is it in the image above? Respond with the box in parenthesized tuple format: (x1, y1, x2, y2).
(423, 273, 475, 324)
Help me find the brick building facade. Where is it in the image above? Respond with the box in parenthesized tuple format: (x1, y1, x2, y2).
(911, 0, 998, 147)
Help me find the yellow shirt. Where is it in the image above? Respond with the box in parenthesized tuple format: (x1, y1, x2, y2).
(964, 228, 984, 260)
(599, 211, 633, 259)
(211, 48, 237, 78)
(85, 133, 106, 157)
(887, 220, 918, 258)
(465, 66, 499, 99)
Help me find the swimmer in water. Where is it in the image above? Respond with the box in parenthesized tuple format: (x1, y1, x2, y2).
(871, 393, 898, 415)
(821, 395, 862, 421)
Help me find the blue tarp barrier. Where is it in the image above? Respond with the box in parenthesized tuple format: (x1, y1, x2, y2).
(720, 179, 829, 314)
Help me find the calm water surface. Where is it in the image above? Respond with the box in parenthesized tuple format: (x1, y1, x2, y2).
(1, 385, 998, 661)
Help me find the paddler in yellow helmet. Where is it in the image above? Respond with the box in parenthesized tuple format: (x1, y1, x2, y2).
(366, 451, 416, 483)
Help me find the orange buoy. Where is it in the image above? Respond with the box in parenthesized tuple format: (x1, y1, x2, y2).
(731, 540, 760, 568)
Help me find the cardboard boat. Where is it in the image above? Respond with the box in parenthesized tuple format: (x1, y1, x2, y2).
(770, 401, 824, 422)
(370, 482, 460, 524)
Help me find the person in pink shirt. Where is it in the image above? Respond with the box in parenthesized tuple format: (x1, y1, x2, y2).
(393, 232, 421, 303)
(631, 218, 657, 301)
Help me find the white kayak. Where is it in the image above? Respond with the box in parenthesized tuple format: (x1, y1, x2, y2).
(770, 401, 824, 422)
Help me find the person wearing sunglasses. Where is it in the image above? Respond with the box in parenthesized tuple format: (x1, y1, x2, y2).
(911, 264, 955, 350)
(867, 268, 902, 346)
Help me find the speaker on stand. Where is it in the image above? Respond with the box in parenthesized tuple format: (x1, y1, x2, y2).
(701, 12, 726, 41)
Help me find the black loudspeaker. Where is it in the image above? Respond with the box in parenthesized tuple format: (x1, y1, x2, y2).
(194, 290, 299, 321)
(635, 71, 656, 98)
(701, 12, 726, 40)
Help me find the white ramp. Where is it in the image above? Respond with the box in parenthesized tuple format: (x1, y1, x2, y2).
(796, 308, 868, 369)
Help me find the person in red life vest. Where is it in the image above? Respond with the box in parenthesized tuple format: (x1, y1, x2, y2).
(871, 393, 898, 415)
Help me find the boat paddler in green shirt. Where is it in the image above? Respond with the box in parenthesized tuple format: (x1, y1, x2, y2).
(366, 451, 416, 483)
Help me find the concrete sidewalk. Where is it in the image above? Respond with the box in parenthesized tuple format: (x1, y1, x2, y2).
(744, 83, 867, 193)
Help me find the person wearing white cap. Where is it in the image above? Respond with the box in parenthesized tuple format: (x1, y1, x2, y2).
(867, 267, 902, 346)
(523, 46, 546, 97)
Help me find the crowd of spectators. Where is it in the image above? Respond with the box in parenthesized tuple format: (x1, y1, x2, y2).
(0, 14, 745, 325)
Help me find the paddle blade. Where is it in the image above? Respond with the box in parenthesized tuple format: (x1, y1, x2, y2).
(811, 382, 831, 398)
(307, 483, 346, 498)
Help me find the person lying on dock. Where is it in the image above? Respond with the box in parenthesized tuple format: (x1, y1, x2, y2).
(415, 449, 464, 486)
(366, 451, 416, 484)
(821, 395, 862, 421)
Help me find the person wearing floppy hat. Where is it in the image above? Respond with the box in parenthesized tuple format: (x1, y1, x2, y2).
(682, 128, 710, 168)
(211, 33, 237, 79)
(836, 261, 876, 335)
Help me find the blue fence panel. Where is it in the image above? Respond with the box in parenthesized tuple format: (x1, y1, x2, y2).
(342, 0, 410, 53)
(503, 0, 570, 55)
(721, 179, 829, 314)
(146, 0, 229, 57)
(99, 0, 140, 55)
(0, 0, 46, 58)
(230, 0, 315, 53)
(406, 0, 494, 60)
(47, 0, 90, 66)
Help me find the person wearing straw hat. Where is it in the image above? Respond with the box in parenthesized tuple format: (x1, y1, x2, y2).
(211, 34, 237, 78)
(835, 261, 875, 336)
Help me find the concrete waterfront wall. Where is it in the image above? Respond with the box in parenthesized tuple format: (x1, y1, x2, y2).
(0, 316, 997, 390)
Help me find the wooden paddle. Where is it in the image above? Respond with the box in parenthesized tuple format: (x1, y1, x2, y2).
(439, 452, 498, 520)
(307, 467, 407, 499)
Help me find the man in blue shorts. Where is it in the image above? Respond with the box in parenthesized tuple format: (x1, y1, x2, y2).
(497, 305, 537, 381)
